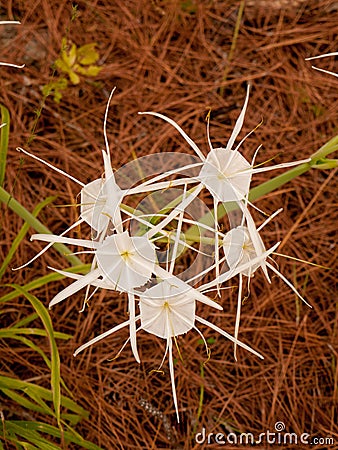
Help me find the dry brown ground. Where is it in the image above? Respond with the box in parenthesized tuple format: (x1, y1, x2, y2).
(0, 0, 337, 449)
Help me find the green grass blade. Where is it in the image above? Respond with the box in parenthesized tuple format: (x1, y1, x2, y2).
(4, 422, 61, 450)
(5, 421, 103, 450)
(0, 185, 82, 267)
(11, 312, 39, 328)
(0, 328, 72, 340)
(0, 105, 10, 187)
(5, 286, 62, 428)
(1, 388, 54, 417)
(0, 196, 57, 280)
(0, 333, 54, 371)
(0, 264, 90, 304)
(0, 376, 88, 417)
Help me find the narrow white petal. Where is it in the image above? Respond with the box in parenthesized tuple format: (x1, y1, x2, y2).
(200, 241, 280, 291)
(168, 338, 180, 422)
(49, 268, 101, 308)
(257, 208, 283, 232)
(196, 315, 263, 359)
(153, 265, 223, 310)
(13, 218, 84, 270)
(47, 266, 117, 290)
(139, 111, 206, 161)
(0, 21, 21, 25)
(103, 87, 117, 165)
(310, 66, 338, 78)
(31, 234, 99, 249)
(126, 162, 203, 195)
(251, 158, 311, 174)
(127, 177, 197, 195)
(226, 84, 250, 152)
(73, 316, 140, 356)
(0, 62, 25, 68)
(238, 202, 270, 282)
(128, 292, 140, 363)
(169, 185, 187, 274)
(214, 196, 220, 296)
(266, 262, 312, 308)
(234, 273, 243, 361)
(305, 52, 338, 60)
(147, 184, 203, 239)
(17, 147, 85, 187)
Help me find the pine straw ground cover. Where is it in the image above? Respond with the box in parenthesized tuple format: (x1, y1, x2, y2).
(0, 0, 337, 449)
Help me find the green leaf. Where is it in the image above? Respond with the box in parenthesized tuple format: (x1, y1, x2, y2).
(4, 422, 61, 449)
(76, 43, 100, 65)
(5, 286, 62, 428)
(0, 264, 90, 304)
(0, 327, 71, 339)
(75, 64, 102, 77)
(4, 421, 103, 450)
(0, 185, 83, 267)
(68, 70, 81, 85)
(11, 312, 39, 328)
(0, 196, 56, 280)
(1, 388, 54, 418)
(0, 376, 88, 418)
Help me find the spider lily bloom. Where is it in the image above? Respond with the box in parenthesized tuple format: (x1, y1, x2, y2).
(31, 229, 157, 363)
(14, 90, 126, 270)
(306, 52, 338, 78)
(139, 85, 311, 203)
(139, 86, 311, 294)
(31, 230, 157, 300)
(74, 278, 263, 422)
(222, 205, 311, 359)
(0, 21, 24, 68)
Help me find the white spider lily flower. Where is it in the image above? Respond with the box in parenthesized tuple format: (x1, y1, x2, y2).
(0, 21, 24, 68)
(140, 85, 311, 203)
(95, 230, 157, 292)
(222, 206, 311, 359)
(74, 278, 263, 422)
(31, 230, 157, 298)
(139, 86, 310, 295)
(31, 229, 157, 364)
(80, 149, 124, 235)
(16, 89, 124, 242)
(306, 52, 338, 78)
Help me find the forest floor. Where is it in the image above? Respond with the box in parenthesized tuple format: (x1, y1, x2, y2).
(1, 1, 337, 449)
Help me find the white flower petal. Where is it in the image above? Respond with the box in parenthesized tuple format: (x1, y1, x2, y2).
(198, 148, 252, 202)
(80, 179, 110, 232)
(128, 292, 140, 363)
(153, 265, 223, 310)
(226, 84, 250, 152)
(139, 282, 195, 339)
(96, 231, 156, 291)
(266, 262, 312, 308)
(31, 234, 99, 249)
(138, 111, 205, 161)
(73, 316, 140, 357)
(196, 315, 263, 359)
(49, 268, 101, 308)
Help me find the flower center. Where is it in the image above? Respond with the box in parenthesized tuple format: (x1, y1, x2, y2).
(163, 300, 171, 311)
(120, 249, 133, 261)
